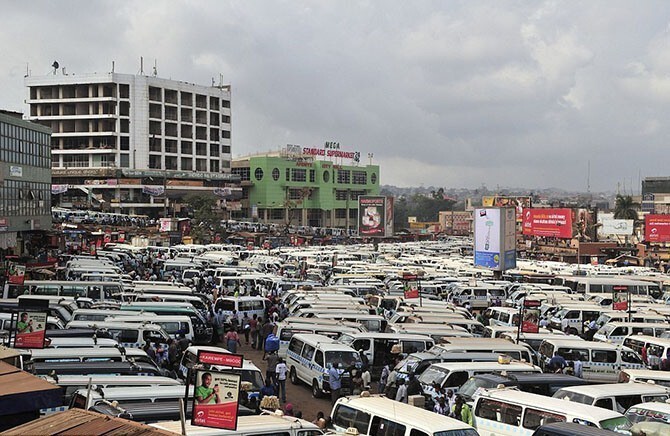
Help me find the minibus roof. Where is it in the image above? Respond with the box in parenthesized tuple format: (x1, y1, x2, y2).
(555, 382, 670, 397)
(543, 339, 627, 350)
(428, 361, 540, 372)
(151, 414, 321, 435)
(478, 388, 625, 421)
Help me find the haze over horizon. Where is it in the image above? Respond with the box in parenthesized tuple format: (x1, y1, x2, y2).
(2, 1, 669, 191)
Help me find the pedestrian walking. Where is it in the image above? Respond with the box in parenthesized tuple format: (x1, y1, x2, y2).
(224, 327, 240, 353)
(241, 312, 251, 345)
(328, 363, 342, 404)
(275, 357, 288, 403)
(264, 351, 279, 388)
(250, 315, 259, 349)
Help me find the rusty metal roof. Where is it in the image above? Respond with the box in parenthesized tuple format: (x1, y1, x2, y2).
(2, 409, 176, 435)
(0, 361, 62, 416)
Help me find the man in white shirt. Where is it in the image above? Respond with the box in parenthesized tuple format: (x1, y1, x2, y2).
(275, 357, 289, 403)
(395, 378, 408, 403)
(361, 366, 371, 391)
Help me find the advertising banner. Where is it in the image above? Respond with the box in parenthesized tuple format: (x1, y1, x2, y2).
(521, 300, 540, 333)
(358, 196, 386, 237)
(15, 311, 48, 348)
(51, 184, 69, 195)
(198, 350, 243, 368)
(522, 208, 572, 238)
(474, 208, 501, 269)
(7, 262, 26, 285)
(192, 370, 240, 430)
(613, 292, 629, 311)
(482, 196, 532, 221)
(142, 185, 165, 196)
(159, 218, 172, 232)
(385, 197, 394, 237)
(598, 216, 634, 237)
(645, 214, 670, 243)
(403, 280, 419, 299)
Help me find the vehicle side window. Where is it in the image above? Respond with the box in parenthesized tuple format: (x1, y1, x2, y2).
(621, 350, 642, 364)
(522, 408, 566, 430)
(594, 398, 614, 409)
(301, 344, 316, 361)
(353, 339, 370, 351)
(183, 351, 197, 368)
(369, 416, 406, 436)
(402, 341, 425, 354)
(592, 350, 617, 363)
(288, 339, 303, 355)
(445, 371, 469, 388)
(616, 395, 642, 411)
(611, 327, 628, 336)
(110, 328, 138, 343)
(409, 430, 429, 436)
(315, 350, 325, 368)
(565, 311, 579, 319)
(333, 404, 371, 435)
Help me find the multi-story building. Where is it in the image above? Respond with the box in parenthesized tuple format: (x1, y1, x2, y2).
(232, 147, 380, 229)
(0, 111, 51, 253)
(642, 177, 670, 214)
(24, 71, 238, 216)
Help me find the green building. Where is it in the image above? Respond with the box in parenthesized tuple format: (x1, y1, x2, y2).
(232, 151, 380, 228)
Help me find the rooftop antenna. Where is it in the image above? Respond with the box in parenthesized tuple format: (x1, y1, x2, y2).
(140, 56, 144, 75)
(219, 73, 224, 87)
(212, 77, 215, 86)
(25, 62, 29, 77)
(111, 60, 115, 73)
(587, 160, 591, 194)
(152, 59, 157, 77)
(51, 61, 59, 75)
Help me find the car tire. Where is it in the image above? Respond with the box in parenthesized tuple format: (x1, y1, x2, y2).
(290, 367, 299, 385)
(312, 379, 322, 398)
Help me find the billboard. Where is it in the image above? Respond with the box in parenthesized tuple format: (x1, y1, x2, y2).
(482, 196, 532, 221)
(7, 262, 26, 285)
(474, 207, 516, 271)
(385, 197, 395, 237)
(358, 196, 387, 237)
(522, 208, 572, 239)
(599, 218, 634, 236)
(192, 369, 240, 430)
(645, 214, 670, 243)
(15, 311, 47, 349)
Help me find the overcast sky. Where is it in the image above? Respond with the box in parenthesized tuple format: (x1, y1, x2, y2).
(2, 1, 669, 192)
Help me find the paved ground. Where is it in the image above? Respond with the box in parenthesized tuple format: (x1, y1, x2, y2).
(223, 339, 334, 422)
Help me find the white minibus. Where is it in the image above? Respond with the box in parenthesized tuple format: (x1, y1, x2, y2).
(594, 322, 670, 345)
(553, 383, 669, 413)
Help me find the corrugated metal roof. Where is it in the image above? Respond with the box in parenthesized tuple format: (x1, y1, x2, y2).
(2, 409, 176, 435)
(0, 361, 62, 415)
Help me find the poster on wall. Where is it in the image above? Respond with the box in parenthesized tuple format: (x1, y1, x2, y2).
(522, 208, 572, 239)
(645, 214, 670, 243)
(15, 311, 48, 349)
(358, 196, 386, 237)
(192, 370, 241, 430)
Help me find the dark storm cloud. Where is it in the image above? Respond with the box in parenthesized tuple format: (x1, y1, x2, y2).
(2, 1, 670, 190)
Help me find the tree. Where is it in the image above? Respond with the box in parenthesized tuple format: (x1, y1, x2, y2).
(183, 193, 225, 244)
(613, 195, 639, 220)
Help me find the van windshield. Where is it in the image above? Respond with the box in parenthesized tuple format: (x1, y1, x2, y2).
(325, 351, 361, 368)
(419, 366, 449, 386)
(599, 416, 632, 432)
(459, 377, 497, 401)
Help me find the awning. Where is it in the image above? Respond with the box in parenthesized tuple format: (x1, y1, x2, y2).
(0, 361, 62, 416)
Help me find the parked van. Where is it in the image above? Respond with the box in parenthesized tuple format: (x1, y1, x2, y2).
(538, 338, 645, 382)
(625, 401, 670, 435)
(29, 360, 164, 377)
(549, 305, 604, 334)
(450, 284, 506, 309)
(104, 315, 195, 343)
(65, 321, 171, 349)
(532, 422, 625, 436)
(332, 395, 479, 435)
(214, 296, 266, 323)
(593, 322, 670, 345)
(419, 360, 542, 405)
(337, 332, 434, 379)
(275, 322, 363, 358)
(395, 351, 502, 379)
(313, 313, 387, 332)
(70, 385, 193, 410)
(72, 309, 157, 322)
(484, 307, 521, 327)
(45, 337, 119, 349)
(151, 413, 323, 436)
(472, 388, 632, 434)
(387, 324, 473, 341)
(459, 372, 590, 403)
(618, 368, 670, 387)
(622, 335, 670, 370)
(119, 304, 213, 344)
(286, 333, 362, 398)
(178, 346, 264, 400)
(553, 383, 669, 413)
(434, 338, 536, 365)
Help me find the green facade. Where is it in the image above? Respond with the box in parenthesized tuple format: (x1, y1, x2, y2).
(235, 155, 380, 228)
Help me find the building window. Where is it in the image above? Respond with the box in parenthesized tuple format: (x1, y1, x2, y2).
(149, 155, 162, 169)
(323, 171, 330, 183)
(210, 160, 219, 172)
(285, 168, 290, 181)
(335, 190, 348, 201)
(371, 173, 377, 184)
(210, 144, 219, 157)
(181, 141, 193, 155)
(352, 171, 367, 185)
(337, 170, 350, 184)
(255, 168, 264, 181)
(349, 209, 358, 219)
(181, 157, 193, 171)
(271, 209, 284, 220)
(165, 156, 178, 170)
(289, 188, 303, 200)
(119, 154, 130, 168)
(291, 168, 307, 182)
(309, 169, 315, 183)
(272, 168, 280, 181)
(196, 158, 207, 171)
(335, 209, 347, 219)
(232, 167, 250, 181)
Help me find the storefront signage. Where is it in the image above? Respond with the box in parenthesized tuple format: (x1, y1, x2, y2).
(645, 214, 670, 243)
(142, 185, 165, 196)
(198, 350, 243, 368)
(51, 184, 69, 195)
(0, 218, 8, 232)
(522, 208, 572, 239)
(302, 147, 361, 162)
(9, 166, 23, 177)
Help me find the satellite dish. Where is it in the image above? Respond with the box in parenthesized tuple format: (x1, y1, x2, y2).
(52, 61, 59, 70)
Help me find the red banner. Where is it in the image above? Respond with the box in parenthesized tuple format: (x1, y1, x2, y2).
(404, 289, 419, 299)
(198, 351, 243, 368)
(645, 214, 670, 242)
(613, 292, 628, 311)
(7, 263, 26, 285)
(15, 311, 47, 349)
(522, 208, 572, 238)
(192, 370, 240, 430)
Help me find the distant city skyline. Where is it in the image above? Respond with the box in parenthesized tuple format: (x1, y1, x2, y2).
(2, 1, 669, 191)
